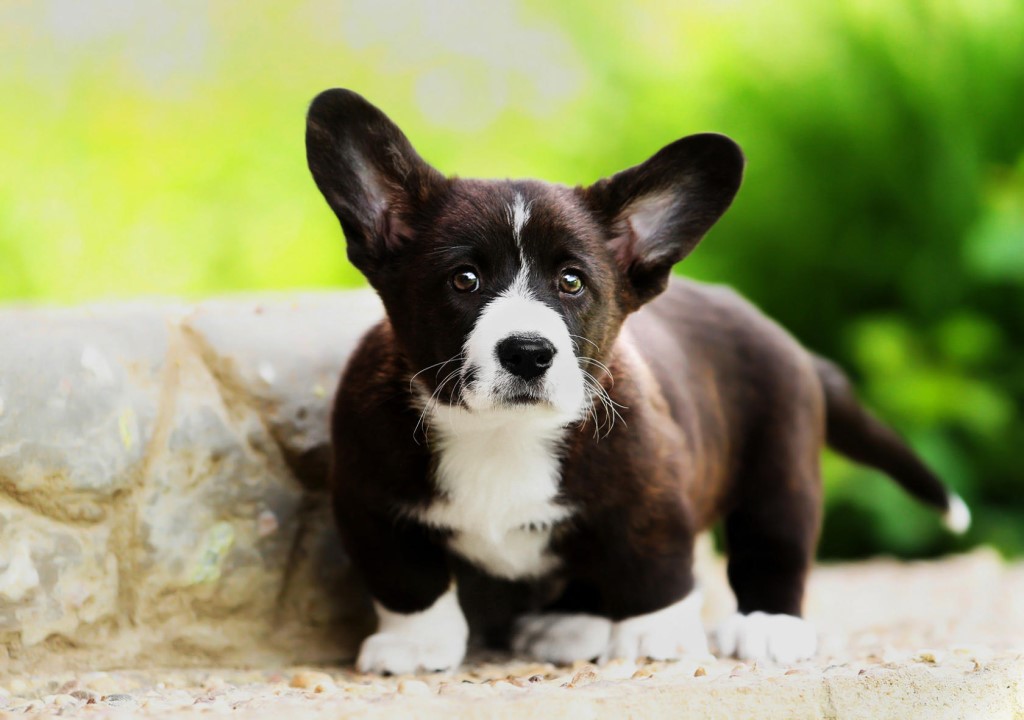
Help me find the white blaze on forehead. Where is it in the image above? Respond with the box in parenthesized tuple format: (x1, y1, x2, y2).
(507, 192, 532, 247)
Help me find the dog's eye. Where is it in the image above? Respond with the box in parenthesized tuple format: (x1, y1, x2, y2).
(559, 270, 584, 295)
(451, 267, 480, 293)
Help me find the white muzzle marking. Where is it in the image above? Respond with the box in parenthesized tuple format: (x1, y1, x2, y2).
(462, 275, 586, 421)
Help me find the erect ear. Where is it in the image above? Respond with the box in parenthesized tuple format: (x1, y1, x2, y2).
(306, 89, 445, 276)
(581, 133, 744, 307)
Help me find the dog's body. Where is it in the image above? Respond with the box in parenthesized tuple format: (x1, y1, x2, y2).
(306, 89, 968, 674)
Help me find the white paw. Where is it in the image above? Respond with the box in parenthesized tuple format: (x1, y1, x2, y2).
(715, 612, 817, 664)
(512, 613, 612, 665)
(357, 631, 465, 674)
(357, 587, 468, 674)
(600, 590, 708, 663)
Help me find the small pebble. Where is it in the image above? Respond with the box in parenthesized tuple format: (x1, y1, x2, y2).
(397, 680, 432, 697)
(104, 693, 137, 707)
(694, 667, 707, 677)
(488, 680, 525, 692)
(915, 650, 943, 664)
(566, 667, 599, 688)
(631, 667, 655, 680)
(290, 670, 336, 693)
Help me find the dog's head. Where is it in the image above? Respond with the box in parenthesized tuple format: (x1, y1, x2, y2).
(306, 89, 743, 423)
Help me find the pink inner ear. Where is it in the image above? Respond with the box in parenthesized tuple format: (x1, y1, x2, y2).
(607, 221, 638, 270)
(609, 190, 682, 267)
(351, 150, 414, 252)
(378, 208, 414, 253)
(630, 191, 678, 242)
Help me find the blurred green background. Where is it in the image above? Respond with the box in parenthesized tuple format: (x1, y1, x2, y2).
(1, 0, 1021, 559)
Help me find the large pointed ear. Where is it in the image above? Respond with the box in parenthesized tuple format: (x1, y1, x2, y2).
(306, 89, 445, 276)
(581, 133, 744, 307)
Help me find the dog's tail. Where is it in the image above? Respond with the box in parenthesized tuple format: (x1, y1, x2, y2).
(814, 355, 970, 534)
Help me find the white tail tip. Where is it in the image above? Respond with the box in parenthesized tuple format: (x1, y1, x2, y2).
(943, 494, 971, 534)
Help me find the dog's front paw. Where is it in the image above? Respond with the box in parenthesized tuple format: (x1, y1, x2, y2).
(357, 588, 468, 674)
(599, 590, 708, 663)
(512, 613, 612, 665)
(357, 631, 465, 675)
(715, 612, 816, 664)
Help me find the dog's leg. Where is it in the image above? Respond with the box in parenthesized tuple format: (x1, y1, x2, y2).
(599, 586, 708, 664)
(334, 501, 468, 674)
(517, 510, 708, 665)
(716, 418, 822, 664)
(514, 577, 709, 666)
(511, 580, 612, 664)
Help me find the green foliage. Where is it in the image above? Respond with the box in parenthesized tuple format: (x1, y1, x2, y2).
(1, 0, 1021, 558)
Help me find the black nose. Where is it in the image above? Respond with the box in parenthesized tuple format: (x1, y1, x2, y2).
(496, 335, 556, 381)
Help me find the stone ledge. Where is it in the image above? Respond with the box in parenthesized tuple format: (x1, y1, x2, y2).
(0, 292, 385, 673)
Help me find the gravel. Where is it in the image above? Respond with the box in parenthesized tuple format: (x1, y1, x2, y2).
(2, 549, 1021, 719)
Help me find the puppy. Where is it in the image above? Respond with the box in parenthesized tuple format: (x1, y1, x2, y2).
(305, 89, 969, 674)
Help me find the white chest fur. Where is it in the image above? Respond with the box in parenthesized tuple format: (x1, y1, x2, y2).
(415, 404, 572, 580)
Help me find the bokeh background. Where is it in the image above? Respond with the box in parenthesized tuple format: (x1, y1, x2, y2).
(1, 0, 1021, 560)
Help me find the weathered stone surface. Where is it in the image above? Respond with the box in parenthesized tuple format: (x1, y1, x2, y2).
(0, 292, 383, 673)
(0, 506, 118, 647)
(0, 305, 171, 522)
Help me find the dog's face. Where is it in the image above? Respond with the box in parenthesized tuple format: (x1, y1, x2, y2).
(306, 90, 743, 421)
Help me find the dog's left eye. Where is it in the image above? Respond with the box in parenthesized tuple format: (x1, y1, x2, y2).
(559, 270, 584, 295)
(451, 267, 480, 293)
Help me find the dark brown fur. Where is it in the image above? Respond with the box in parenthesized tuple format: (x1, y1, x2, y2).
(309, 88, 956, 651)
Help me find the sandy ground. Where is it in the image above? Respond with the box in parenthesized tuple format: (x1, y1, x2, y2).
(2, 549, 1022, 719)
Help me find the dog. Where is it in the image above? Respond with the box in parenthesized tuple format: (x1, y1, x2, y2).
(304, 88, 970, 675)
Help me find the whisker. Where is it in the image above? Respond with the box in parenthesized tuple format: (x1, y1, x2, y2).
(569, 333, 601, 352)
(578, 357, 614, 384)
(580, 367, 628, 441)
(413, 365, 462, 444)
(408, 352, 462, 393)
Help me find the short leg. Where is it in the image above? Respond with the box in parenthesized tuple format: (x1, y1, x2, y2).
(453, 558, 558, 650)
(517, 506, 707, 665)
(510, 579, 610, 664)
(512, 585, 706, 666)
(512, 612, 612, 665)
(335, 499, 468, 674)
(600, 588, 708, 663)
(358, 586, 468, 674)
(716, 423, 822, 664)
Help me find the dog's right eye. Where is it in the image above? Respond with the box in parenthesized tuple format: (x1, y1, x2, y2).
(451, 268, 480, 293)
